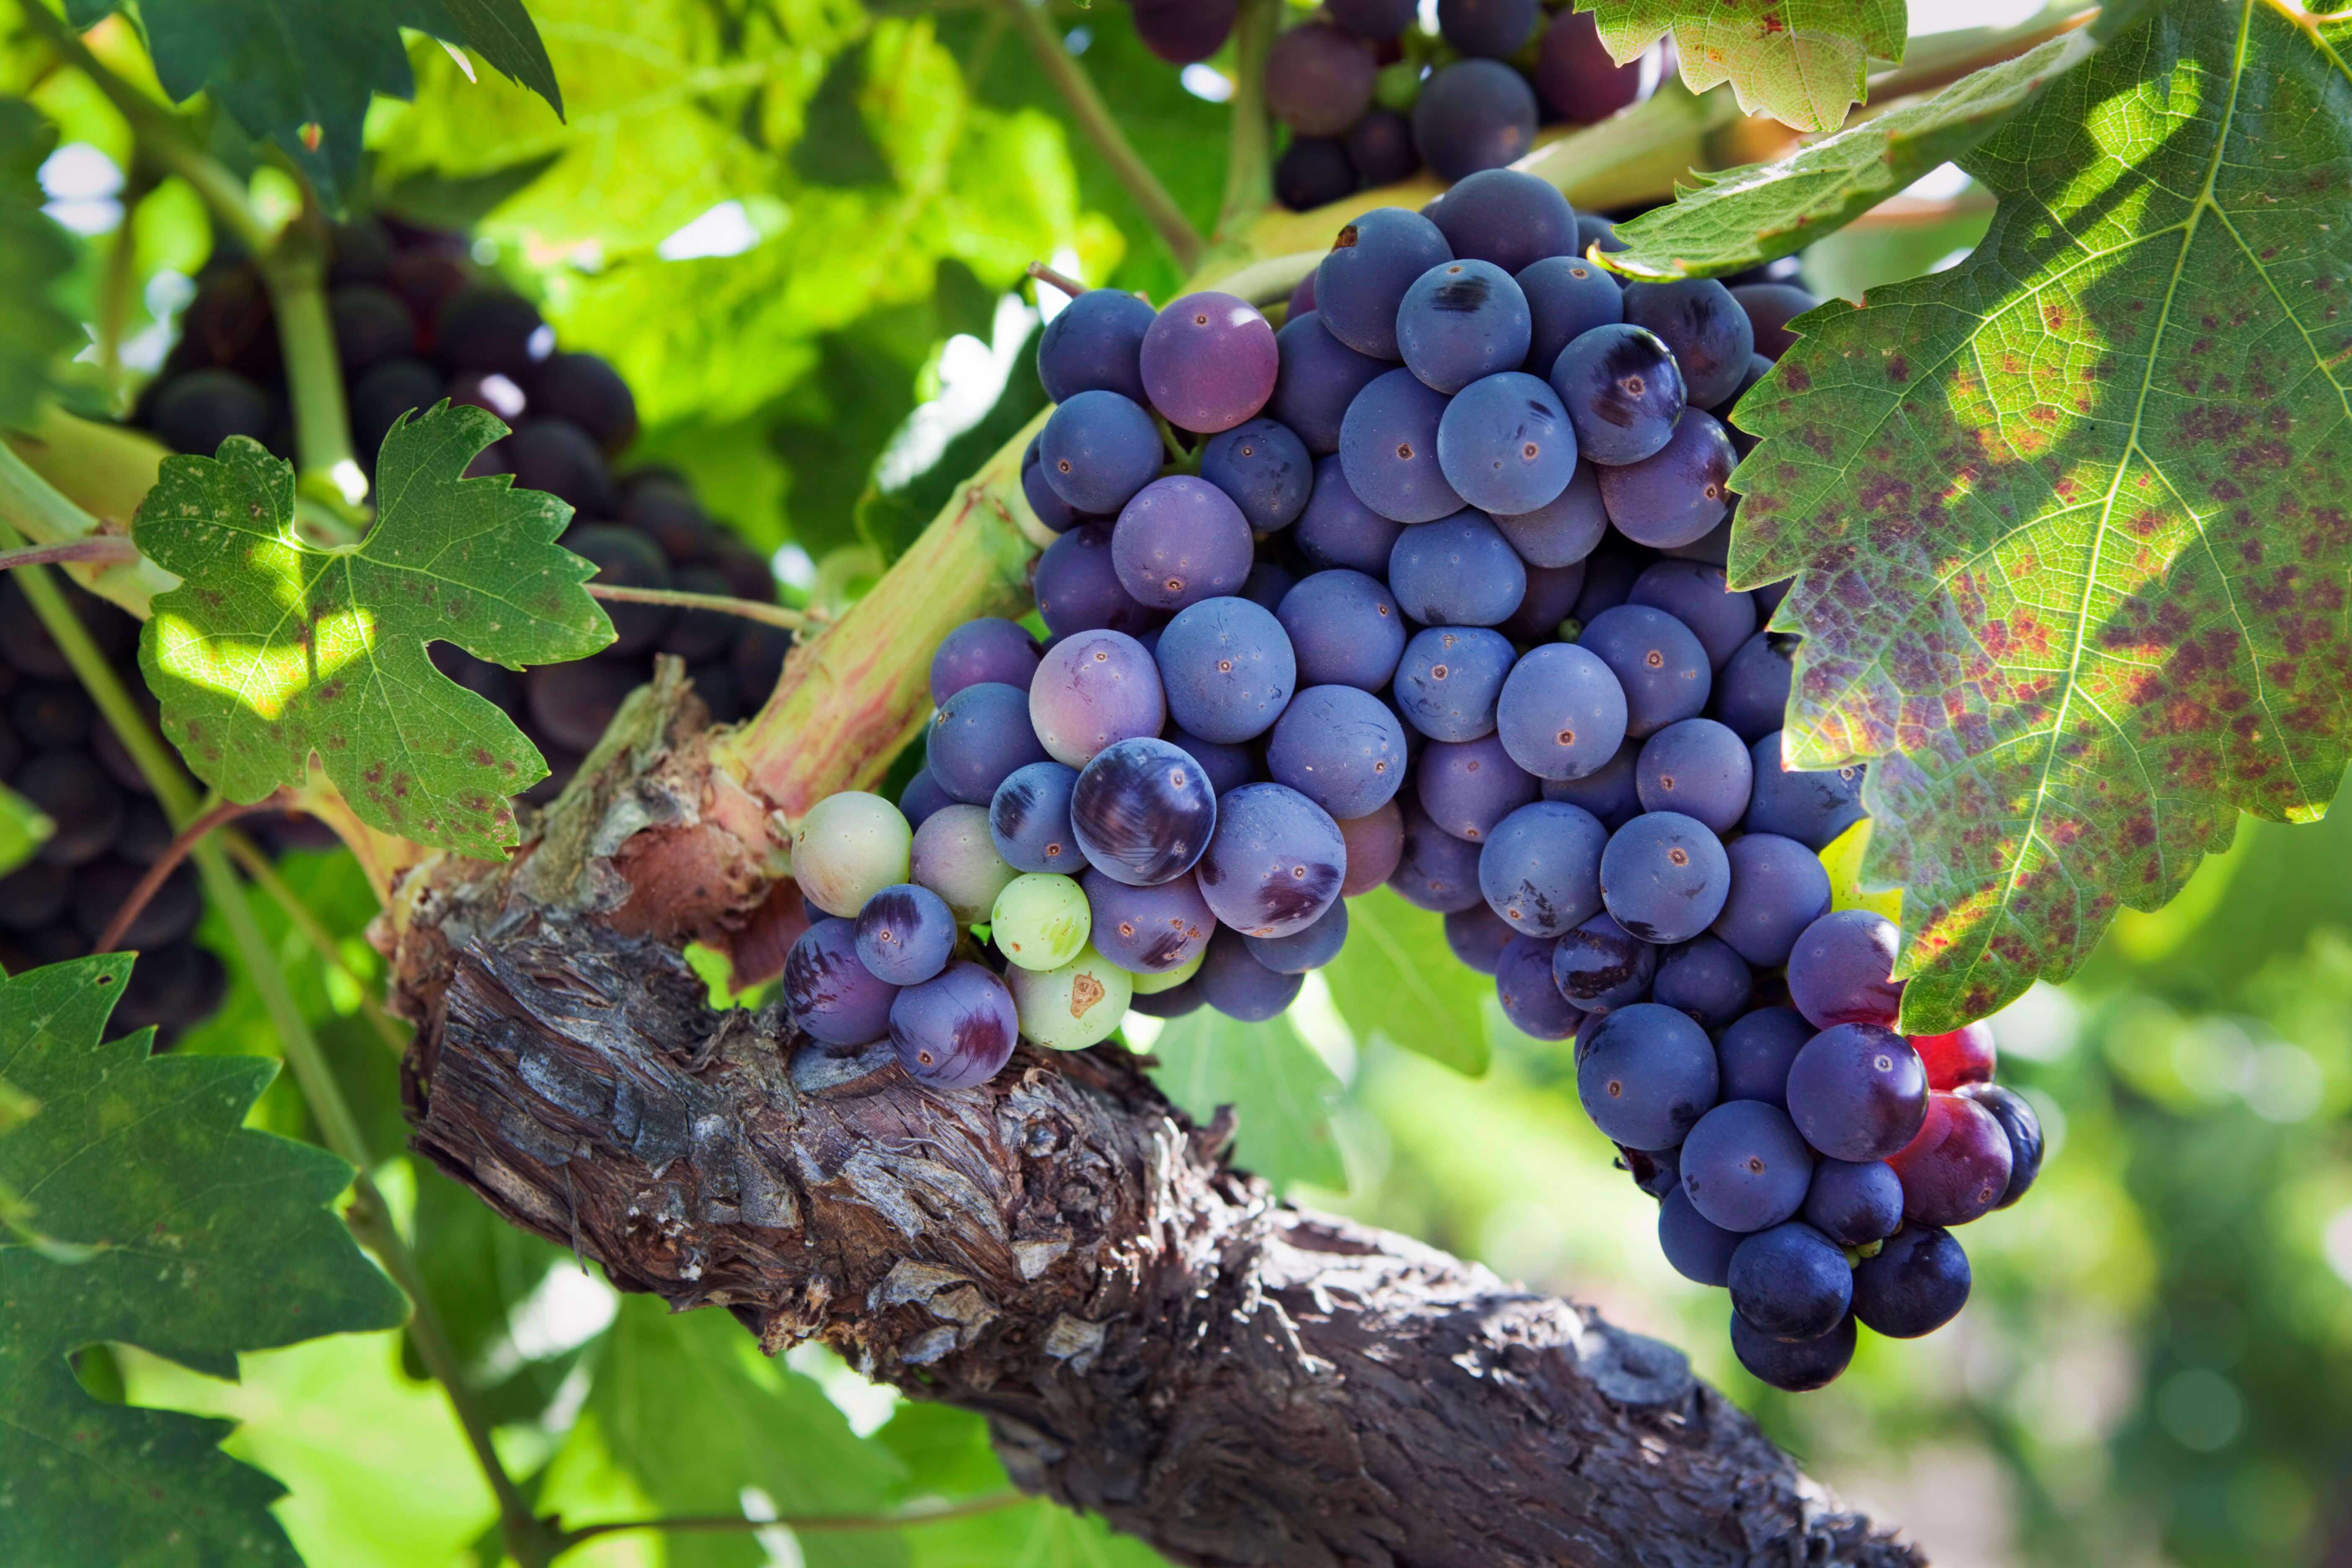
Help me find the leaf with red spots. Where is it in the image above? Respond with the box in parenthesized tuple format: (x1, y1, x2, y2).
(0, 954, 405, 1565)
(1576, 0, 1907, 134)
(1731, 1, 2352, 1031)
(134, 402, 613, 860)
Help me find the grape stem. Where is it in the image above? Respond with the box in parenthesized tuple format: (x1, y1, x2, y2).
(0, 535, 140, 574)
(0, 433, 172, 616)
(1212, 0, 1280, 249)
(93, 792, 287, 952)
(551, 1491, 1026, 1550)
(995, 0, 1205, 270)
(585, 580, 822, 632)
(1025, 259, 1089, 299)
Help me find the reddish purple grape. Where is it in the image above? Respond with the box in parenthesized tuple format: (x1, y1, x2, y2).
(1071, 736, 1217, 886)
(1956, 1081, 2044, 1207)
(785, 918, 898, 1045)
(1914, 1021, 1998, 1090)
(1132, 0, 1237, 63)
(1266, 22, 1377, 135)
(1889, 1092, 2014, 1227)
(1029, 628, 1168, 767)
(1141, 293, 1279, 434)
(889, 961, 1018, 1088)
(1337, 799, 1406, 895)
(1112, 476, 1256, 610)
(1531, 9, 1643, 125)
(1786, 908, 1903, 1028)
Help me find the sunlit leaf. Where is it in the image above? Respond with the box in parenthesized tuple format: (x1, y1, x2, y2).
(1576, 0, 1907, 134)
(1321, 887, 1491, 1077)
(1147, 1011, 1345, 1192)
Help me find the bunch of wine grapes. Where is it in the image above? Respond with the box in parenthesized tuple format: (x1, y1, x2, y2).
(129, 218, 792, 805)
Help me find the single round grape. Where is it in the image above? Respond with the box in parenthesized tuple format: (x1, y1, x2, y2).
(991, 872, 1093, 972)
(1413, 59, 1537, 183)
(1336, 799, 1406, 895)
(1435, 371, 1577, 517)
(1786, 1023, 1929, 1162)
(1802, 1158, 1904, 1247)
(1635, 717, 1753, 835)
(854, 882, 957, 986)
(1653, 935, 1753, 1029)
(1277, 570, 1406, 692)
(1622, 278, 1756, 409)
(911, 802, 1019, 923)
(1275, 136, 1355, 211)
(1295, 454, 1407, 574)
(1416, 733, 1539, 843)
(1339, 368, 1466, 524)
(791, 792, 913, 917)
(1849, 1225, 1970, 1338)
(1198, 926, 1306, 1020)
(1630, 560, 1754, 671)
(1266, 22, 1377, 134)
(1272, 313, 1389, 457)
(1786, 908, 1903, 1028)
(1436, 0, 1537, 56)
(990, 760, 1081, 874)
(1393, 626, 1514, 742)
(931, 617, 1042, 704)
(1387, 512, 1527, 627)
(927, 681, 1050, 805)
(1550, 912, 1654, 1012)
(1084, 867, 1216, 974)
(1494, 642, 1631, 783)
(1131, 944, 1208, 995)
(1444, 902, 1516, 975)
(1728, 1222, 1852, 1342)
(1548, 323, 1685, 467)
(1153, 596, 1296, 744)
(1955, 1082, 2044, 1207)
(1712, 631, 1793, 744)
(1478, 800, 1607, 937)
(1493, 462, 1608, 567)
(1542, 737, 1642, 830)
(1031, 627, 1167, 767)
(1730, 1308, 1853, 1392)
(1889, 1091, 2014, 1227)
(1316, 207, 1454, 361)
(1497, 559, 1587, 645)
(1266, 685, 1409, 820)
(1038, 389, 1164, 515)
(1112, 476, 1256, 611)
(1711, 834, 1831, 972)
(1659, 1187, 1741, 1286)
(1329, 0, 1417, 37)
(1533, 9, 1643, 124)
(1397, 260, 1533, 395)
(1716, 1006, 1812, 1109)
(1167, 727, 1255, 797)
(1037, 287, 1155, 405)
(1730, 281, 1821, 360)
(1130, 978, 1207, 1018)
(1912, 1020, 1998, 1091)
(784, 918, 899, 1044)
(890, 961, 1019, 1088)
(1518, 257, 1625, 378)
(1596, 409, 1737, 549)
(1346, 108, 1419, 185)
(1578, 604, 1711, 738)
(1493, 935, 1581, 1044)
(1132, 0, 1237, 62)
(1389, 799, 1485, 912)
(1680, 1099, 1814, 1233)
(1141, 292, 1278, 434)
(1196, 782, 1347, 938)
(1745, 732, 1867, 850)
(1577, 1003, 1717, 1148)
(1576, 212, 1625, 255)
(1246, 897, 1349, 972)
(1071, 737, 1217, 886)
(1201, 416, 1313, 532)
(1007, 946, 1134, 1050)
(1426, 168, 1576, 277)
(1034, 523, 1159, 639)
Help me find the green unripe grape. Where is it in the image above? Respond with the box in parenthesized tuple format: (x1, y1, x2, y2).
(991, 873, 1091, 972)
(791, 791, 911, 917)
(911, 804, 1016, 923)
(1008, 946, 1133, 1050)
(1128, 946, 1204, 995)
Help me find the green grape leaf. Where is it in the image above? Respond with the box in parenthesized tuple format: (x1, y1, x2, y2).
(0, 954, 405, 1566)
(1731, 0, 2352, 1032)
(1146, 1011, 1345, 1193)
(0, 99, 82, 431)
(0, 781, 52, 874)
(134, 402, 612, 859)
(69, 0, 561, 201)
(1604, 27, 2097, 281)
(1321, 887, 1491, 1077)
(1576, 0, 1907, 134)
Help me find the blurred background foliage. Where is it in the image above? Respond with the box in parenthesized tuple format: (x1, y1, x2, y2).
(10, 0, 2350, 1563)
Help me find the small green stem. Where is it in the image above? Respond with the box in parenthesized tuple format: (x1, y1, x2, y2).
(261, 214, 362, 496)
(0, 438, 170, 621)
(586, 581, 818, 632)
(1213, 0, 1280, 248)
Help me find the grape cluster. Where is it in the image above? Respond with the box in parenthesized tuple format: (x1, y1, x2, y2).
(131, 219, 789, 805)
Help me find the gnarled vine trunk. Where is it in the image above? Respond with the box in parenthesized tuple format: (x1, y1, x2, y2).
(382, 670, 1923, 1568)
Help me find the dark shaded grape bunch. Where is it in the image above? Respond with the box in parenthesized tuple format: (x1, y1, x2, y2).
(130, 217, 790, 807)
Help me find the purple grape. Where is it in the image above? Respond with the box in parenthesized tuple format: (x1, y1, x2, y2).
(1651, 934, 1752, 1029)
(1849, 1225, 1969, 1338)
(1716, 1006, 1811, 1108)
(1493, 462, 1608, 567)
(1030, 628, 1168, 767)
(931, 617, 1043, 704)
(1785, 1023, 1929, 1161)
(1728, 1222, 1852, 1341)
(1635, 717, 1753, 835)
(1295, 454, 1407, 574)
(1083, 867, 1215, 974)
(1730, 281, 1821, 360)
(927, 681, 1050, 805)
(1141, 292, 1278, 434)
(989, 760, 1082, 876)
(1494, 641, 1629, 781)
(1577, 213, 1625, 255)
(1533, 10, 1644, 125)
(1425, 170, 1576, 280)
(785, 918, 899, 1044)
(1112, 476, 1256, 610)
(1240, 560, 1296, 614)
(1316, 207, 1453, 361)
(1166, 726, 1254, 797)
(1956, 1082, 2044, 1208)
(1802, 1158, 1904, 1247)
(889, 960, 1018, 1088)
(1339, 369, 1466, 523)
(1482, 932, 1571, 1038)
(1278, 569, 1408, 692)
(1755, 577, 1792, 616)
(1345, 109, 1418, 185)
(1518, 256, 1625, 377)
(899, 767, 954, 829)
(1246, 897, 1349, 972)
(1786, 908, 1903, 1028)
(1548, 323, 1685, 466)
(1202, 417, 1313, 530)
(1195, 782, 1346, 938)
(1714, 632, 1794, 743)
(1542, 736, 1642, 830)
(1477, 800, 1607, 937)
(1436, 371, 1577, 517)
(1730, 1308, 1853, 1392)
(1416, 732, 1539, 843)
(1629, 560, 1755, 670)
(1387, 512, 1527, 627)
(1266, 684, 1409, 819)
(1397, 260, 1533, 395)
(1551, 912, 1654, 1012)
(1328, 0, 1416, 37)
(1034, 523, 1160, 638)
(1198, 926, 1305, 1020)
(1266, 22, 1377, 135)
(1444, 902, 1516, 974)
(1413, 59, 1537, 182)
(1596, 409, 1736, 549)
(1037, 288, 1155, 405)
(1130, 978, 1207, 1019)
(1336, 799, 1405, 894)
(1659, 1187, 1740, 1286)
(1680, 1099, 1813, 1232)
(1153, 596, 1297, 743)
(1132, 0, 1237, 62)
(1599, 810, 1730, 943)
(1276, 137, 1358, 211)
(1070, 736, 1217, 886)
(1271, 312, 1389, 456)
(1038, 389, 1164, 514)
(1745, 732, 1866, 850)
(1388, 799, 1485, 912)
(854, 883, 957, 986)
(1393, 625, 1514, 741)
(1712, 831, 1831, 967)
(1578, 604, 1710, 737)
(1890, 1092, 2014, 1226)
(1622, 278, 1755, 408)
(1576, 1002, 1717, 1149)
